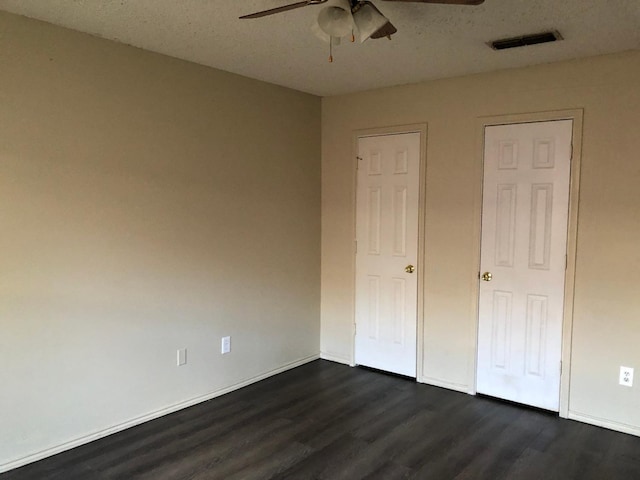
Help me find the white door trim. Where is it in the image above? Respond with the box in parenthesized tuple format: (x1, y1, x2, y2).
(350, 124, 428, 381)
(470, 110, 583, 418)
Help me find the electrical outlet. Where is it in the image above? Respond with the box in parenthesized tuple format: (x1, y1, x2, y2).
(221, 336, 231, 355)
(619, 366, 634, 387)
(177, 348, 187, 366)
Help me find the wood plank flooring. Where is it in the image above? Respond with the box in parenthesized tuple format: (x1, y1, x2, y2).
(4, 360, 640, 479)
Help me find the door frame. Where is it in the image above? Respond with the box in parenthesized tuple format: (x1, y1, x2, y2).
(350, 123, 428, 381)
(470, 109, 583, 418)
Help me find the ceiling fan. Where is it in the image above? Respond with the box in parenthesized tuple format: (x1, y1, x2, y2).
(240, 0, 485, 48)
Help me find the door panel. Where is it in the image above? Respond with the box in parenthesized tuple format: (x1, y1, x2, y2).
(477, 120, 572, 411)
(355, 132, 420, 377)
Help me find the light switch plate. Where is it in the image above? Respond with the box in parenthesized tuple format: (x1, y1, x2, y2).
(221, 336, 231, 355)
(177, 348, 187, 366)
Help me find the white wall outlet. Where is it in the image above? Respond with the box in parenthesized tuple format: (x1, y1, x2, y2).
(221, 336, 231, 355)
(177, 348, 187, 366)
(619, 366, 634, 387)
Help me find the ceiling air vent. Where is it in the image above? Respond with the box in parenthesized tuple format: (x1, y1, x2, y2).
(490, 31, 563, 50)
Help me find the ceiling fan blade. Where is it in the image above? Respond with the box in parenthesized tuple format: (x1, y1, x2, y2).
(381, 0, 484, 5)
(370, 21, 398, 39)
(240, 1, 314, 19)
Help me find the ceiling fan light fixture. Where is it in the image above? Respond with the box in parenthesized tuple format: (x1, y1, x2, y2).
(316, 0, 354, 39)
(352, 2, 390, 43)
(241, 0, 481, 60)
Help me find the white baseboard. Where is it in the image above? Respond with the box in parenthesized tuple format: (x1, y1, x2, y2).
(0, 354, 319, 474)
(568, 411, 640, 437)
(320, 351, 352, 366)
(419, 375, 471, 394)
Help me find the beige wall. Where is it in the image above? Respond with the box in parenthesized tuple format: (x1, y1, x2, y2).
(0, 12, 320, 471)
(321, 50, 640, 433)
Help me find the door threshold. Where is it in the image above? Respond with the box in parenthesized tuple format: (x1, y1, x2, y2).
(475, 393, 559, 416)
(355, 365, 417, 381)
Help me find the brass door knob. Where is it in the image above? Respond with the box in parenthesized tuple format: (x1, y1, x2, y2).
(481, 272, 493, 282)
(405, 265, 415, 274)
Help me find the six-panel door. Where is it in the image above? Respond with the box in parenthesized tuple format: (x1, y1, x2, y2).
(477, 120, 573, 411)
(355, 132, 420, 377)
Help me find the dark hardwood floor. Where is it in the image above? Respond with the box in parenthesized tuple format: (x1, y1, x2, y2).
(4, 360, 640, 479)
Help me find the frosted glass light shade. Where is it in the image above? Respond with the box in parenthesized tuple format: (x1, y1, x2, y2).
(353, 2, 390, 42)
(316, 0, 354, 39)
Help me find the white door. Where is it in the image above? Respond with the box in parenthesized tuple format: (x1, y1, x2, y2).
(477, 120, 573, 411)
(355, 132, 420, 377)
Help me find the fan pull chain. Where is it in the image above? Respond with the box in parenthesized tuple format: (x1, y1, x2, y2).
(329, 36, 333, 63)
(351, 30, 355, 43)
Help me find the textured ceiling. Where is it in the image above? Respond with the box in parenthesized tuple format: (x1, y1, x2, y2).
(1, 0, 638, 96)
